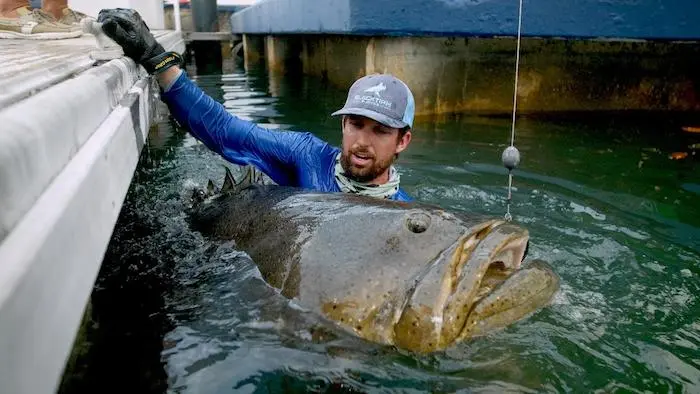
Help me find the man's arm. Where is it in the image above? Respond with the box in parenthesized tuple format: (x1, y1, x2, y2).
(157, 66, 181, 90)
(158, 66, 316, 185)
(97, 9, 316, 186)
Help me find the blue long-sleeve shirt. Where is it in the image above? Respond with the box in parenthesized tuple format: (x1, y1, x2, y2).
(160, 71, 412, 201)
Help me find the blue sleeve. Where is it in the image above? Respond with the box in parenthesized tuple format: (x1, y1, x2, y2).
(391, 188, 414, 202)
(160, 71, 316, 186)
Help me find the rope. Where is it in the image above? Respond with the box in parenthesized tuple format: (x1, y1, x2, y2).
(503, 0, 524, 222)
(510, 0, 524, 148)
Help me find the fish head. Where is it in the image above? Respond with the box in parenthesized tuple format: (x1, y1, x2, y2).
(391, 219, 559, 353)
(308, 204, 558, 354)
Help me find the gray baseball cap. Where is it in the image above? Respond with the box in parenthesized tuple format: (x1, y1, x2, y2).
(331, 74, 415, 129)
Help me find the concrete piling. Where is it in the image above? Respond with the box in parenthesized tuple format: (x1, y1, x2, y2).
(243, 34, 264, 70)
(190, 0, 223, 74)
(253, 34, 700, 116)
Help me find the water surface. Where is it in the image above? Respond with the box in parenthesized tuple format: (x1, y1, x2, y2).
(61, 62, 700, 393)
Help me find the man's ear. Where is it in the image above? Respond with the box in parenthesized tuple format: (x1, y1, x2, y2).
(395, 129, 412, 154)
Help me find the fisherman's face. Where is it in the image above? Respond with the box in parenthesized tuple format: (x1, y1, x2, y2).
(340, 115, 412, 183)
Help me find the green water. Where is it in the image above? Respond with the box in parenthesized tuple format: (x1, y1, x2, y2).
(63, 62, 700, 394)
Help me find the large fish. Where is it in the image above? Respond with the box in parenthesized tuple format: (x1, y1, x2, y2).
(186, 166, 560, 354)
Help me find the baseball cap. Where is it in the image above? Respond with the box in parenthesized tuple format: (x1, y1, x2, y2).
(331, 74, 415, 129)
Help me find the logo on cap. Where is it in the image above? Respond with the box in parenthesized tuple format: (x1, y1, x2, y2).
(364, 82, 386, 97)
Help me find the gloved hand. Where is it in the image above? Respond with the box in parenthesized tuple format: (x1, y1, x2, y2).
(97, 8, 182, 74)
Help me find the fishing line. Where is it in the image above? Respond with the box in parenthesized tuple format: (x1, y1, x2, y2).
(501, 0, 524, 222)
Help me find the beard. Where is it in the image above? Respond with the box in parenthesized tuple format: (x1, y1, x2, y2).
(340, 147, 395, 183)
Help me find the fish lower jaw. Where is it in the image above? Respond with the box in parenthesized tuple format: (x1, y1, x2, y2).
(391, 305, 447, 354)
(428, 234, 530, 349)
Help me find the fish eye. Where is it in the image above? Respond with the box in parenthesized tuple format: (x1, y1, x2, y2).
(406, 211, 431, 234)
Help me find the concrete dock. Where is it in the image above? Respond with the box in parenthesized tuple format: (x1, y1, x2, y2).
(0, 30, 184, 394)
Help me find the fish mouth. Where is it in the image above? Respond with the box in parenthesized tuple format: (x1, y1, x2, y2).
(393, 220, 531, 353)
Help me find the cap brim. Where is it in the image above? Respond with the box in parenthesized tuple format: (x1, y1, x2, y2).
(331, 108, 408, 129)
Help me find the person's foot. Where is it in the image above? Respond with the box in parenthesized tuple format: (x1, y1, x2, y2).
(0, 6, 82, 40)
(57, 7, 90, 26)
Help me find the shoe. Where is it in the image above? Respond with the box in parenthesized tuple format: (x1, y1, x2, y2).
(58, 7, 90, 26)
(0, 6, 82, 40)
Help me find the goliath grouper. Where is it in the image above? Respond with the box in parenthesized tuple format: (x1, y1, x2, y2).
(186, 167, 560, 354)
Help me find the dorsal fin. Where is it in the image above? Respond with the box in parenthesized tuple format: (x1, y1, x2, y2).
(235, 165, 258, 189)
(221, 165, 267, 193)
(221, 167, 236, 192)
(253, 167, 265, 184)
(207, 179, 216, 195)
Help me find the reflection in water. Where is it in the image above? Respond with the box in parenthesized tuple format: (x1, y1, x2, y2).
(60, 58, 700, 393)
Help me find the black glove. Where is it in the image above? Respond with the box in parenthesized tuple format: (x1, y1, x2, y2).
(97, 8, 182, 74)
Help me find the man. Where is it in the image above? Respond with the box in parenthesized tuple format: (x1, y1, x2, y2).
(98, 8, 415, 201)
(0, 0, 87, 39)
